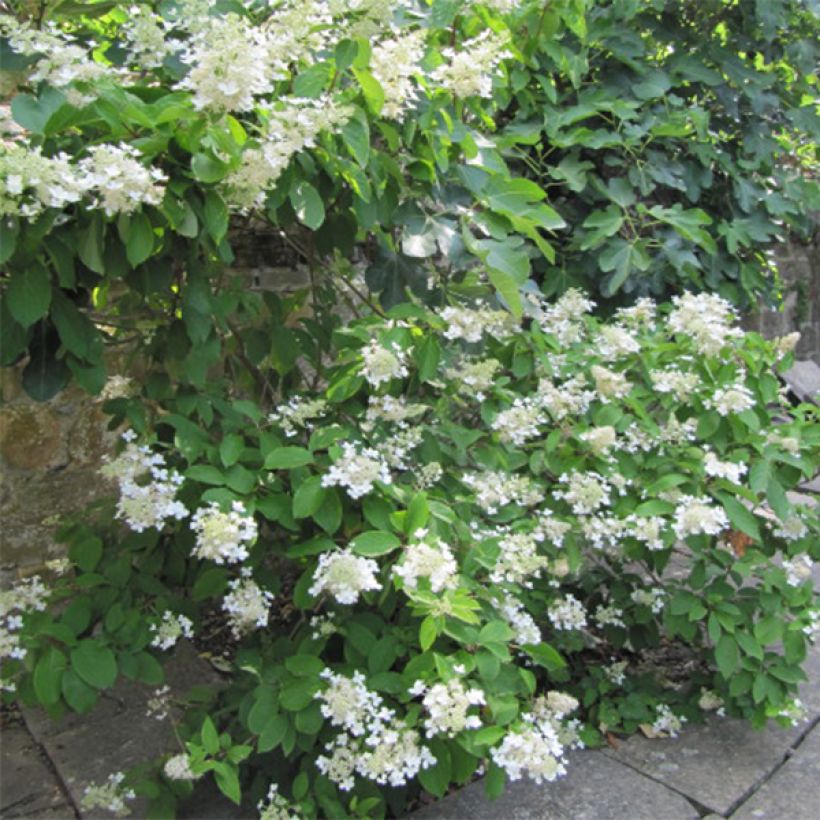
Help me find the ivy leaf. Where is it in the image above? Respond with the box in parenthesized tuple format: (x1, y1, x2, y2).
(7, 264, 51, 328)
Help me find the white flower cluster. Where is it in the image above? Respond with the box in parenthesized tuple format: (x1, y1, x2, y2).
(361, 340, 409, 387)
(190, 501, 258, 564)
(547, 594, 588, 631)
(433, 29, 511, 98)
(268, 396, 328, 437)
(100, 431, 188, 532)
(698, 688, 725, 714)
(409, 676, 486, 737)
(628, 515, 667, 551)
(554, 471, 613, 515)
(0, 576, 50, 676)
(667, 292, 742, 356)
(316, 670, 435, 790)
(177, 13, 286, 112)
(772, 515, 809, 541)
(594, 603, 625, 628)
(310, 550, 382, 605)
(537, 374, 594, 420)
(445, 357, 501, 400)
(146, 685, 171, 721)
(440, 305, 517, 343)
(371, 29, 426, 119)
(224, 96, 351, 211)
(706, 382, 755, 416)
(0, 145, 83, 218)
(590, 364, 632, 401)
(783, 555, 813, 587)
(497, 593, 541, 645)
(394, 538, 458, 593)
(322, 441, 392, 499)
(651, 704, 686, 738)
(163, 753, 199, 782)
(533, 288, 595, 345)
(77, 143, 167, 216)
(703, 451, 747, 484)
(581, 515, 626, 553)
(534, 510, 572, 547)
(4, 18, 114, 104)
(651, 367, 700, 401)
(222, 572, 274, 636)
(463, 470, 543, 513)
(776, 698, 807, 727)
(490, 532, 549, 587)
(310, 612, 339, 640)
(492, 399, 545, 446)
(596, 324, 640, 360)
(258, 784, 299, 820)
(604, 659, 628, 686)
(631, 586, 666, 614)
(150, 611, 194, 651)
(122, 6, 173, 68)
(673, 496, 729, 540)
(580, 425, 618, 455)
(80, 772, 135, 817)
(364, 395, 427, 429)
(490, 711, 568, 785)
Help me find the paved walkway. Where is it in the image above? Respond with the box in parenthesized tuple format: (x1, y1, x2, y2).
(3, 630, 818, 820)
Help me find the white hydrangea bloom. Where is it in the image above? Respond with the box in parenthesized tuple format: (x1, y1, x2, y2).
(773, 515, 809, 541)
(672, 495, 729, 539)
(594, 603, 625, 628)
(445, 358, 501, 400)
(628, 515, 667, 551)
(317, 670, 386, 737)
(150, 611, 194, 651)
(269, 396, 327, 437)
(497, 593, 541, 645)
(590, 364, 632, 401)
(490, 532, 549, 587)
(667, 292, 742, 356)
(80, 772, 135, 817)
(163, 753, 199, 782)
(597, 324, 640, 360)
(190, 501, 257, 564)
(100, 432, 188, 532)
(258, 784, 300, 820)
(370, 28, 426, 119)
(361, 340, 409, 387)
(547, 594, 587, 631)
(651, 704, 686, 737)
(123, 6, 174, 68)
(554, 471, 612, 515)
(322, 441, 392, 499)
(533, 288, 595, 345)
(433, 28, 511, 97)
(533, 510, 572, 547)
(394, 539, 458, 593)
(463, 470, 544, 513)
(222, 573, 274, 636)
(1, 575, 50, 667)
(706, 383, 755, 416)
(537, 375, 594, 420)
(77, 143, 167, 216)
(580, 425, 617, 454)
(309, 550, 382, 604)
(650, 367, 700, 401)
(783, 555, 813, 587)
(630, 586, 666, 615)
(439, 305, 517, 342)
(492, 399, 545, 446)
(703, 451, 747, 484)
(411, 677, 486, 738)
(491, 719, 566, 784)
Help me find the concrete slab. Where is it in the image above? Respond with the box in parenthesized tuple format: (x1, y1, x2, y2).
(0, 722, 72, 818)
(731, 724, 820, 819)
(604, 716, 811, 816)
(414, 749, 699, 820)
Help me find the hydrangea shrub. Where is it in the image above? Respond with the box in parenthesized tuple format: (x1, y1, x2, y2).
(5, 289, 818, 817)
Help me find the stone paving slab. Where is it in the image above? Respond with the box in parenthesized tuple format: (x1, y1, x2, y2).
(783, 360, 820, 403)
(731, 723, 820, 819)
(0, 722, 73, 818)
(413, 748, 699, 820)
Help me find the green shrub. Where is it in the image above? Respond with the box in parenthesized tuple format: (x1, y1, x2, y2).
(5, 288, 819, 817)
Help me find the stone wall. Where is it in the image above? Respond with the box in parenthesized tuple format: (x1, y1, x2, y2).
(0, 367, 120, 581)
(745, 231, 820, 364)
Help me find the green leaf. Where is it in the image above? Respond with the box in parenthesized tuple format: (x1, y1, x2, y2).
(405, 492, 429, 535)
(258, 713, 289, 752)
(77, 216, 105, 274)
(285, 655, 325, 677)
(69, 535, 103, 572)
(201, 716, 220, 754)
(280, 680, 320, 711)
(71, 641, 118, 690)
(766, 478, 790, 523)
(293, 475, 326, 519)
(352, 68, 385, 114)
(7, 265, 51, 328)
(191, 153, 229, 183)
(264, 447, 313, 470)
(248, 690, 278, 734)
(486, 265, 522, 319)
(523, 642, 566, 671)
(214, 762, 241, 805)
(754, 616, 782, 647)
(419, 616, 437, 651)
(51, 290, 93, 358)
(350, 530, 400, 556)
(313, 488, 342, 534)
(418, 741, 452, 797)
(125, 212, 155, 266)
(61, 668, 97, 713)
(341, 111, 370, 166)
(11, 87, 65, 134)
(34, 647, 67, 706)
(289, 181, 325, 230)
(219, 434, 244, 468)
(203, 191, 229, 242)
(598, 238, 650, 296)
(715, 634, 739, 678)
(714, 492, 762, 542)
(580, 205, 623, 249)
